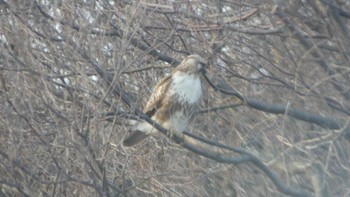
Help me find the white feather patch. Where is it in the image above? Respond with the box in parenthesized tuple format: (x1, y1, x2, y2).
(134, 120, 157, 134)
(169, 73, 202, 104)
(162, 111, 189, 134)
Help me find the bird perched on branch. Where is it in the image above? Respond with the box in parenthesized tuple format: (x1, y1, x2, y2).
(123, 54, 207, 146)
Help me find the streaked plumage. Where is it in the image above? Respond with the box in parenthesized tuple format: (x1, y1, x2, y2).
(123, 54, 207, 146)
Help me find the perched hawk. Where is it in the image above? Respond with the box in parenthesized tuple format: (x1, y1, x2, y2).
(123, 54, 207, 146)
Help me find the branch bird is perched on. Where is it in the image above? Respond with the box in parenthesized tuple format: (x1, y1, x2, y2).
(123, 54, 207, 146)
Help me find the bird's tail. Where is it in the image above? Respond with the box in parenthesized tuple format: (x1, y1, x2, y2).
(123, 130, 148, 147)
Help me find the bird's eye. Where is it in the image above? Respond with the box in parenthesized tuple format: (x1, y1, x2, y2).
(198, 62, 206, 73)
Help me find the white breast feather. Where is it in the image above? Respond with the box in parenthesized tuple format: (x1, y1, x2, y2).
(169, 74, 201, 103)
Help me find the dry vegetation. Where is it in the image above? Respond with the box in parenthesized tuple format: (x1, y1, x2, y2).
(1, 0, 350, 196)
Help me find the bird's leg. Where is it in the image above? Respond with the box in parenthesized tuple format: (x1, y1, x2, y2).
(168, 130, 185, 144)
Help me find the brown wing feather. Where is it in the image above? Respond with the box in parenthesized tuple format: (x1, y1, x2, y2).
(123, 75, 172, 147)
(143, 75, 172, 117)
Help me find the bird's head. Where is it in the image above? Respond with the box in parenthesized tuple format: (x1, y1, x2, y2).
(175, 54, 207, 75)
